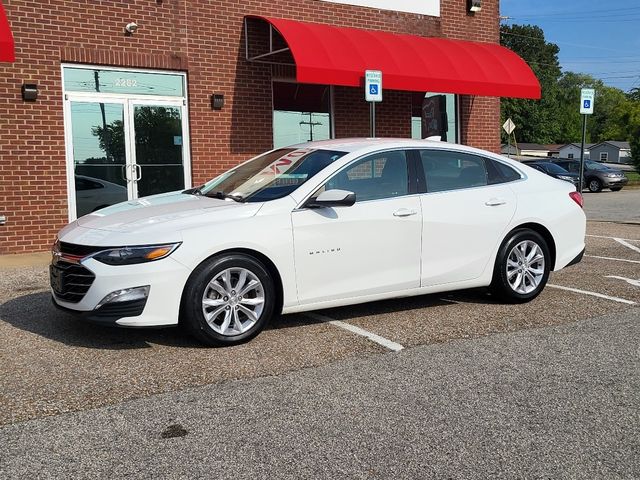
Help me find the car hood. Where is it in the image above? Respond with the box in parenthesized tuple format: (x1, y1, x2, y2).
(59, 191, 263, 245)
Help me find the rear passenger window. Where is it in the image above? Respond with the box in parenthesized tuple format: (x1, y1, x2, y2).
(325, 150, 408, 201)
(419, 150, 487, 192)
(487, 159, 522, 183)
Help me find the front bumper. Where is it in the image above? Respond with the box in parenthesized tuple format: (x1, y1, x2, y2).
(50, 256, 192, 327)
(601, 176, 628, 188)
(52, 296, 149, 327)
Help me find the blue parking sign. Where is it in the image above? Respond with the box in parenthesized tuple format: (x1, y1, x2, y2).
(583, 100, 590, 109)
(369, 84, 378, 95)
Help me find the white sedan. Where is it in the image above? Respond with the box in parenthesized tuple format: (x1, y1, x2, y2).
(51, 139, 586, 346)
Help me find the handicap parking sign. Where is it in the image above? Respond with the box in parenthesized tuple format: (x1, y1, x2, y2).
(580, 88, 595, 114)
(365, 70, 382, 102)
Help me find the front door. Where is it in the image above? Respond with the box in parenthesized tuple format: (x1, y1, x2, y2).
(63, 66, 190, 220)
(292, 150, 422, 305)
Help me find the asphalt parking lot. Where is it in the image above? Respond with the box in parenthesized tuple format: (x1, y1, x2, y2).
(1, 195, 639, 477)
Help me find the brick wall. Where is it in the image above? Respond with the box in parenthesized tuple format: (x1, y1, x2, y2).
(0, 0, 500, 254)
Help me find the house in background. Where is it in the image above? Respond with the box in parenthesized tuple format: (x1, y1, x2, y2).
(558, 143, 594, 160)
(589, 141, 632, 164)
(545, 144, 562, 157)
(500, 143, 549, 157)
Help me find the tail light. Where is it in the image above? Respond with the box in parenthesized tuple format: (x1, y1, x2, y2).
(569, 191, 583, 208)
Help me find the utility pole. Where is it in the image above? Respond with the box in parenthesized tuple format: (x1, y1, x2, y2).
(94, 70, 110, 162)
(299, 112, 322, 142)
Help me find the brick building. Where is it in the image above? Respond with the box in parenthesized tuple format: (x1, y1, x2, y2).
(0, 0, 539, 254)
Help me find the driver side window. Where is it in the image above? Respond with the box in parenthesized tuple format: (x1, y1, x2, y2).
(324, 150, 409, 202)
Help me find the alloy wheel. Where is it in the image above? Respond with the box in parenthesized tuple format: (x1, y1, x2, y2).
(506, 240, 545, 294)
(201, 267, 265, 336)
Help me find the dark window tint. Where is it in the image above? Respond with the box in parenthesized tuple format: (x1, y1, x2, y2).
(326, 151, 408, 201)
(490, 159, 522, 183)
(419, 150, 487, 192)
(557, 161, 578, 172)
(542, 162, 570, 174)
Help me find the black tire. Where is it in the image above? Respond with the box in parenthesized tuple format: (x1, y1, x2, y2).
(587, 178, 602, 193)
(181, 254, 276, 346)
(610, 187, 623, 192)
(490, 229, 551, 303)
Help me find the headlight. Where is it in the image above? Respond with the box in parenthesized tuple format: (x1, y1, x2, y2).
(91, 243, 181, 265)
(558, 175, 574, 181)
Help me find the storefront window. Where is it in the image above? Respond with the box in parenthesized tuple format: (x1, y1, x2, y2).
(411, 92, 457, 143)
(273, 82, 331, 148)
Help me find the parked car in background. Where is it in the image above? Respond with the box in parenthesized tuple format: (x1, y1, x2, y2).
(522, 161, 579, 188)
(553, 159, 628, 192)
(51, 139, 586, 346)
(75, 175, 128, 217)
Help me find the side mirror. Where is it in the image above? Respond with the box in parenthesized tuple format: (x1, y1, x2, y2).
(306, 189, 356, 208)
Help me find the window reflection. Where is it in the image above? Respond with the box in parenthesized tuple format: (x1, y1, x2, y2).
(411, 92, 458, 143)
(273, 82, 331, 148)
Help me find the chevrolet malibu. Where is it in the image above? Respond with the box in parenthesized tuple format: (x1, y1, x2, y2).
(51, 139, 586, 346)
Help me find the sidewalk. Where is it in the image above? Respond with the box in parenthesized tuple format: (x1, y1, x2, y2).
(0, 252, 50, 269)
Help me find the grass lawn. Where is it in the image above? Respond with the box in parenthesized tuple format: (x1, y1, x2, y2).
(626, 171, 640, 183)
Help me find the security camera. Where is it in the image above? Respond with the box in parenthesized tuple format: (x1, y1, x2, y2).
(124, 22, 138, 34)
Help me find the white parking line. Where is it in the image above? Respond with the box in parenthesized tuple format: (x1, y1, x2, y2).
(586, 234, 640, 243)
(585, 255, 640, 264)
(304, 312, 404, 352)
(614, 238, 640, 254)
(548, 284, 637, 305)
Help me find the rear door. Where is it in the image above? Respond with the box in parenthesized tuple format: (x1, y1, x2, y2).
(415, 149, 518, 287)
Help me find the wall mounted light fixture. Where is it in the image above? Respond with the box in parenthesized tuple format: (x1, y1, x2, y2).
(21, 83, 38, 101)
(468, 0, 482, 12)
(211, 94, 224, 110)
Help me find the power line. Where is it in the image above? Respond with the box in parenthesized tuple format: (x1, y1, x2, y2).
(500, 31, 637, 54)
(508, 6, 640, 18)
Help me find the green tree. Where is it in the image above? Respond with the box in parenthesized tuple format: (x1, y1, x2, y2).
(500, 24, 562, 144)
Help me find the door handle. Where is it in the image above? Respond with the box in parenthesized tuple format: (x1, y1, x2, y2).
(121, 165, 131, 183)
(485, 198, 507, 206)
(134, 164, 142, 181)
(393, 208, 418, 217)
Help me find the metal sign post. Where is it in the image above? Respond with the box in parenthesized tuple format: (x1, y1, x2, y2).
(579, 88, 595, 192)
(365, 70, 382, 137)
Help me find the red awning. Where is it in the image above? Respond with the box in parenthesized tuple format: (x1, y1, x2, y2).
(245, 16, 540, 99)
(0, 0, 15, 62)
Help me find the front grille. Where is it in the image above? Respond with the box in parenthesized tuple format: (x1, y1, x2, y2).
(50, 261, 95, 303)
(60, 242, 113, 257)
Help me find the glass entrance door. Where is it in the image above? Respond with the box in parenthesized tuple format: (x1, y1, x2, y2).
(131, 103, 186, 198)
(66, 98, 189, 219)
(63, 66, 190, 221)
(69, 101, 129, 218)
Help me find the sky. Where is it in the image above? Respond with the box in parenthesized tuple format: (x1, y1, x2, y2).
(500, 0, 640, 92)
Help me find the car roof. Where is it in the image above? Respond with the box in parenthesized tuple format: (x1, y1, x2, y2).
(288, 138, 513, 162)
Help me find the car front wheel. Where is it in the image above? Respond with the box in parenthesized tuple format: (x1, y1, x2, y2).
(182, 254, 276, 346)
(491, 229, 551, 303)
(588, 178, 602, 192)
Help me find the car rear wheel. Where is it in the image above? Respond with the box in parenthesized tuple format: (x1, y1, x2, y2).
(588, 178, 602, 192)
(181, 254, 275, 346)
(491, 229, 550, 303)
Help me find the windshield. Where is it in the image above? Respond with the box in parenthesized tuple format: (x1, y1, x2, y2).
(543, 163, 571, 174)
(586, 160, 610, 171)
(199, 148, 347, 202)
